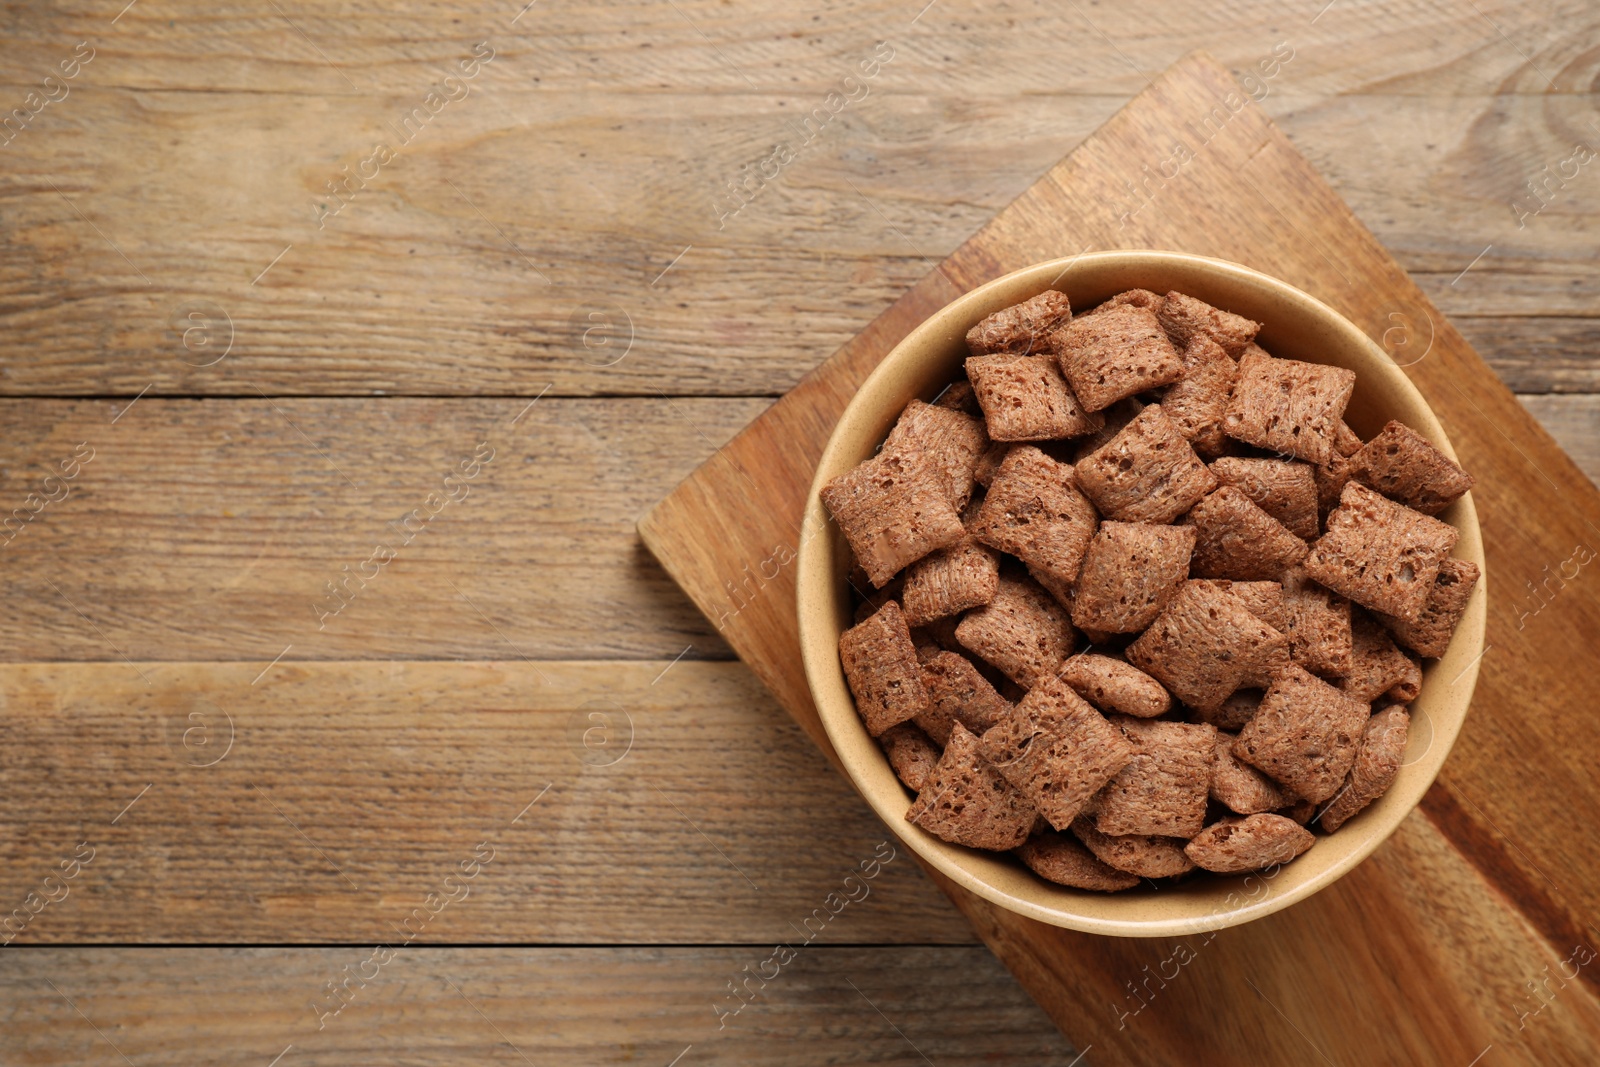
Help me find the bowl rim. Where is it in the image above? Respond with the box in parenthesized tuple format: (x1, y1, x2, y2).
(797, 249, 1486, 937)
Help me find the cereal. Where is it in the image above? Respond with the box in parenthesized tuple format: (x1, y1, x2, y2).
(902, 538, 1001, 626)
(1341, 608, 1422, 704)
(1015, 831, 1141, 891)
(839, 601, 929, 736)
(882, 399, 989, 512)
(969, 446, 1098, 590)
(1076, 404, 1218, 523)
(1094, 718, 1217, 839)
(966, 289, 1074, 356)
(1348, 420, 1475, 516)
(955, 573, 1078, 688)
(1157, 335, 1240, 458)
(1376, 557, 1481, 659)
(1069, 521, 1195, 634)
(1278, 566, 1354, 678)
(878, 722, 942, 792)
(1234, 664, 1368, 804)
(1057, 653, 1171, 718)
(1071, 818, 1194, 878)
(1318, 705, 1408, 832)
(967, 353, 1104, 442)
(907, 723, 1036, 851)
(1157, 291, 1260, 357)
(1126, 580, 1288, 710)
(1184, 486, 1310, 581)
(1210, 731, 1288, 814)
(978, 673, 1135, 830)
(1209, 456, 1319, 540)
(933, 379, 980, 415)
(1223, 349, 1355, 466)
(1303, 482, 1459, 622)
(1054, 304, 1184, 411)
(1184, 814, 1314, 873)
(1196, 688, 1263, 732)
(822, 449, 966, 587)
(915, 650, 1014, 746)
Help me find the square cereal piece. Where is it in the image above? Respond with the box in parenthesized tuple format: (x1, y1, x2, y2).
(1015, 832, 1140, 891)
(839, 601, 928, 736)
(1054, 304, 1184, 411)
(1197, 688, 1263, 732)
(1341, 608, 1422, 703)
(1184, 814, 1314, 873)
(915, 650, 1013, 746)
(1076, 404, 1218, 523)
(1058, 653, 1172, 718)
(1094, 718, 1217, 839)
(1318, 705, 1409, 832)
(973, 441, 1011, 486)
(882, 399, 989, 512)
(1070, 397, 1143, 462)
(1157, 335, 1240, 458)
(1313, 450, 1353, 521)
(822, 449, 966, 588)
(1126, 580, 1288, 710)
(902, 538, 1000, 626)
(1349, 419, 1476, 516)
(1385, 658, 1422, 704)
(907, 723, 1036, 851)
(1070, 818, 1194, 878)
(1088, 288, 1167, 316)
(969, 446, 1098, 588)
(1211, 731, 1288, 814)
(965, 289, 1073, 356)
(1188, 580, 1291, 686)
(1376, 557, 1481, 659)
(966, 353, 1105, 442)
(955, 573, 1077, 688)
(1334, 419, 1364, 457)
(978, 674, 1135, 830)
(1157, 291, 1261, 357)
(1303, 482, 1459, 622)
(1210, 456, 1320, 540)
(933, 379, 980, 415)
(1195, 579, 1287, 631)
(878, 722, 941, 792)
(1185, 485, 1310, 581)
(1234, 664, 1369, 803)
(1070, 521, 1196, 633)
(1223, 349, 1356, 466)
(1279, 566, 1353, 677)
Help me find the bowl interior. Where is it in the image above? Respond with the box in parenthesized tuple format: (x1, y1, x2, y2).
(797, 250, 1486, 937)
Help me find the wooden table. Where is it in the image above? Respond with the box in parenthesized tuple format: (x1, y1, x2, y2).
(1, 2, 1596, 1063)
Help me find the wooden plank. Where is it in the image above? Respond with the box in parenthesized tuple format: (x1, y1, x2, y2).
(0, 660, 968, 944)
(0, 947, 1076, 1065)
(0, 397, 769, 662)
(639, 51, 1600, 1064)
(0, 3, 1594, 397)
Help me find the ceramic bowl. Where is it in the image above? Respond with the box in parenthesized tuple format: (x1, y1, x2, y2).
(796, 250, 1486, 937)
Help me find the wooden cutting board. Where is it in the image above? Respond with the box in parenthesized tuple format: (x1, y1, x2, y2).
(639, 52, 1600, 1065)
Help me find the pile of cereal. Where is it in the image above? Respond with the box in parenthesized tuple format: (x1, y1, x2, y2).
(824, 287, 1478, 890)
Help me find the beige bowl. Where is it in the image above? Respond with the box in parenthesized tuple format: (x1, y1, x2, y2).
(797, 251, 1486, 937)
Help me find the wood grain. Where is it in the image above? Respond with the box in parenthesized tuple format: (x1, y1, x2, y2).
(0, 397, 766, 662)
(0, 2, 1594, 396)
(0, 661, 966, 944)
(0, 947, 1077, 1065)
(639, 51, 1600, 1065)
